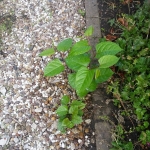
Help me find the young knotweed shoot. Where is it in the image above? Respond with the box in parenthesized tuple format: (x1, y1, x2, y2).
(39, 26, 122, 132)
(39, 26, 122, 98)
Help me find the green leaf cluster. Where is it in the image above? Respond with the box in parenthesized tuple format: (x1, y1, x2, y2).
(40, 26, 121, 98)
(39, 26, 122, 132)
(56, 95, 85, 133)
(107, 2, 150, 147)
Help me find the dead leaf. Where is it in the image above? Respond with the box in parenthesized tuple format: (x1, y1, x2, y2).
(110, 28, 115, 34)
(122, 0, 133, 5)
(105, 34, 117, 41)
(117, 18, 128, 28)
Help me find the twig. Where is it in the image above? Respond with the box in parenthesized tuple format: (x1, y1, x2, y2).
(115, 93, 135, 128)
(11, 116, 24, 126)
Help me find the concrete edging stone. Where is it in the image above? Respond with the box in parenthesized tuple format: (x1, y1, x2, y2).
(85, 0, 114, 150)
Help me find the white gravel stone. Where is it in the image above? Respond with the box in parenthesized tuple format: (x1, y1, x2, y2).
(31, 123, 37, 131)
(71, 142, 76, 150)
(0, 86, 6, 96)
(34, 107, 42, 113)
(0, 0, 93, 149)
(0, 138, 7, 146)
(0, 135, 10, 146)
(13, 137, 19, 143)
(78, 139, 82, 144)
(85, 119, 91, 124)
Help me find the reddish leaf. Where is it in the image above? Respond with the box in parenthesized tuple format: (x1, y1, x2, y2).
(117, 18, 128, 28)
(105, 34, 117, 41)
(110, 28, 115, 34)
(122, 0, 133, 5)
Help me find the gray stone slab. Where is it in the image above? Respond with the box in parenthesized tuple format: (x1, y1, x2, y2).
(85, 0, 101, 60)
(86, 17, 101, 38)
(93, 86, 114, 150)
(85, 1, 114, 149)
(85, 0, 99, 18)
(88, 37, 99, 59)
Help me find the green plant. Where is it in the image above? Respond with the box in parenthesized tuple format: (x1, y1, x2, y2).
(78, 9, 85, 17)
(110, 141, 133, 150)
(40, 26, 122, 132)
(107, 2, 150, 147)
(108, 18, 116, 27)
(56, 95, 85, 133)
(40, 26, 122, 98)
(110, 125, 133, 150)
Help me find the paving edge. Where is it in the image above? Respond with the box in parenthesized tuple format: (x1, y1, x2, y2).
(85, 0, 101, 59)
(85, 1, 150, 150)
(85, 1, 113, 150)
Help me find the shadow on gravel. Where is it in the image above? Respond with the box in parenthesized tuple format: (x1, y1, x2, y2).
(0, 13, 16, 56)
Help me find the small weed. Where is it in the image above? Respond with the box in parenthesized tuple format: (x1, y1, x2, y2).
(108, 18, 116, 27)
(78, 9, 85, 17)
(56, 95, 85, 133)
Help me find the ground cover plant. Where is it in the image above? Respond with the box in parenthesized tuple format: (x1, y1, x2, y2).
(40, 26, 122, 132)
(106, 2, 150, 149)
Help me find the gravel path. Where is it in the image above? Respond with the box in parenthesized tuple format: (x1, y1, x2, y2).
(0, 0, 95, 149)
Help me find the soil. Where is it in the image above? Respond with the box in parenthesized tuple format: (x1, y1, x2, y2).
(97, 0, 147, 149)
(98, 0, 143, 39)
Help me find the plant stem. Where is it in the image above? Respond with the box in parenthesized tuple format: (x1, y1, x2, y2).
(115, 93, 135, 128)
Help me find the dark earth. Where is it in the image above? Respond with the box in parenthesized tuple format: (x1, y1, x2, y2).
(96, 0, 148, 150)
(98, 0, 143, 39)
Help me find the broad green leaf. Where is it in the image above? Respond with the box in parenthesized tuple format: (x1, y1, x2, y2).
(65, 54, 90, 71)
(96, 41, 122, 58)
(143, 121, 149, 128)
(95, 68, 101, 79)
(75, 67, 95, 97)
(57, 122, 66, 133)
(86, 80, 98, 92)
(136, 108, 146, 120)
(95, 68, 114, 83)
(57, 38, 73, 51)
(139, 131, 147, 144)
(99, 55, 119, 68)
(44, 59, 65, 77)
(146, 130, 150, 142)
(78, 110, 84, 116)
(78, 102, 86, 110)
(84, 26, 94, 37)
(124, 142, 133, 150)
(71, 115, 82, 125)
(68, 73, 76, 90)
(71, 100, 86, 110)
(61, 95, 70, 105)
(39, 48, 55, 56)
(69, 40, 91, 56)
(76, 89, 89, 98)
(57, 117, 66, 133)
(56, 105, 68, 117)
(69, 105, 78, 115)
(62, 118, 74, 128)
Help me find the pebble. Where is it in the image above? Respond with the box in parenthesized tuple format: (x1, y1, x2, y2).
(71, 142, 76, 150)
(0, 0, 94, 149)
(34, 107, 43, 113)
(85, 119, 91, 124)
(31, 123, 37, 131)
(13, 137, 19, 143)
(0, 87, 6, 95)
